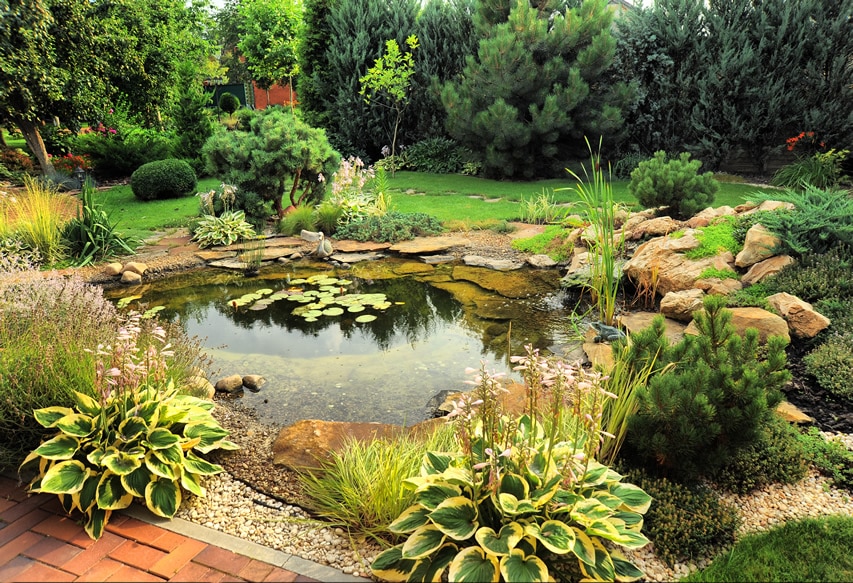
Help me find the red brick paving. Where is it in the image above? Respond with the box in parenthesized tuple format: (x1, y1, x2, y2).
(0, 477, 319, 582)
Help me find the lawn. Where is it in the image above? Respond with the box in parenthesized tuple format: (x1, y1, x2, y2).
(96, 170, 781, 243)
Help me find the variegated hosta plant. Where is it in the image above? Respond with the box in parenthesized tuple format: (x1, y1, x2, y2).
(18, 313, 238, 540)
(371, 348, 652, 583)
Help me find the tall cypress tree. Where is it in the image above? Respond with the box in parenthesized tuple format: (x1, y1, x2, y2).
(441, 0, 632, 179)
(409, 0, 478, 142)
(296, 0, 336, 129)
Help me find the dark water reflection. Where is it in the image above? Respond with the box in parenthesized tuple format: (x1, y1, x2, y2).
(106, 260, 579, 426)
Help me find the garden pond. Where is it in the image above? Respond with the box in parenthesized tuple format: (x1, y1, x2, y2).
(105, 257, 582, 427)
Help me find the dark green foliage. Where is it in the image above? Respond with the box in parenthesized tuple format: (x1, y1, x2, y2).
(218, 92, 240, 117)
(729, 212, 762, 247)
(334, 211, 443, 243)
(442, 0, 633, 179)
(0, 147, 34, 182)
(72, 128, 175, 179)
(277, 205, 318, 236)
(202, 107, 340, 221)
(130, 159, 197, 201)
(612, 151, 650, 180)
(62, 180, 136, 265)
(626, 295, 790, 481)
(402, 137, 466, 173)
(725, 283, 773, 311)
(814, 297, 853, 335)
(746, 186, 853, 256)
(408, 0, 477, 141)
(620, 465, 740, 567)
(795, 427, 853, 492)
(761, 244, 853, 304)
(804, 333, 853, 401)
(319, 0, 420, 157)
(39, 124, 74, 156)
(614, 0, 853, 172)
(295, 0, 335, 129)
(171, 62, 214, 170)
(628, 150, 718, 219)
(711, 415, 808, 495)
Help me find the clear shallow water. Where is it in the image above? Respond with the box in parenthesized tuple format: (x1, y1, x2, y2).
(108, 260, 578, 426)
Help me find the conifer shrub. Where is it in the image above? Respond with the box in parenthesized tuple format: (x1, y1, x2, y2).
(795, 427, 853, 492)
(130, 158, 197, 201)
(625, 295, 790, 481)
(761, 244, 853, 304)
(710, 415, 808, 495)
(804, 332, 853, 400)
(402, 137, 465, 174)
(628, 151, 719, 219)
(334, 211, 443, 243)
(619, 465, 740, 567)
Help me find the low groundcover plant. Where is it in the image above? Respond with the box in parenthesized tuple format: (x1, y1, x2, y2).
(18, 313, 238, 540)
(371, 346, 651, 582)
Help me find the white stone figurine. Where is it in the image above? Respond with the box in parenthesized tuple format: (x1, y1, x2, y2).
(301, 230, 333, 258)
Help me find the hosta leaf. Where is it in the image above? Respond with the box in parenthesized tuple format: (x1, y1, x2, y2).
(578, 539, 615, 582)
(422, 451, 454, 475)
(429, 496, 478, 541)
(118, 416, 148, 442)
(498, 473, 528, 501)
(495, 493, 536, 516)
(135, 401, 160, 426)
(475, 522, 524, 556)
(153, 444, 184, 467)
(145, 451, 180, 480)
(571, 498, 614, 524)
(448, 547, 499, 583)
(586, 519, 621, 541)
(33, 406, 74, 428)
(610, 482, 652, 514)
(184, 451, 223, 475)
(96, 472, 134, 510)
(370, 545, 421, 582)
(102, 450, 142, 476)
(34, 434, 80, 460)
(388, 505, 431, 534)
(72, 391, 101, 416)
(84, 506, 111, 541)
(529, 519, 574, 554)
(408, 544, 456, 583)
(612, 549, 645, 582)
(121, 465, 153, 498)
(146, 478, 181, 518)
(181, 470, 206, 497)
(609, 526, 649, 549)
(578, 462, 609, 487)
(499, 548, 549, 582)
(401, 525, 446, 560)
(39, 460, 89, 494)
(415, 482, 462, 510)
(571, 527, 596, 566)
(184, 422, 230, 454)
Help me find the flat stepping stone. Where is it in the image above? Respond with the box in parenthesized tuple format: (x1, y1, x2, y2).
(334, 240, 392, 252)
(390, 235, 468, 254)
(330, 252, 384, 263)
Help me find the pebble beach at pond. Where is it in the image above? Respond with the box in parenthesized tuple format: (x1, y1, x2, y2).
(178, 402, 853, 582)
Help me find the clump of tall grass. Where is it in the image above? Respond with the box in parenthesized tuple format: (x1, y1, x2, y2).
(296, 422, 457, 542)
(10, 176, 68, 264)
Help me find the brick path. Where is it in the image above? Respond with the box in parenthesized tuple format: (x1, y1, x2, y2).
(0, 476, 363, 583)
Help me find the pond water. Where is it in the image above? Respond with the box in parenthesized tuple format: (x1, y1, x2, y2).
(106, 258, 581, 426)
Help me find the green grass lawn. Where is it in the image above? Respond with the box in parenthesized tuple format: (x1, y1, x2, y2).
(1, 128, 28, 151)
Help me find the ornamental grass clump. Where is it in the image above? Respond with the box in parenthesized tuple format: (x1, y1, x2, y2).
(371, 346, 651, 582)
(19, 312, 238, 540)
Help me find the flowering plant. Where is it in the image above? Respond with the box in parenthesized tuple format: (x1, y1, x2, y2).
(50, 152, 93, 174)
(328, 156, 388, 225)
(371, 346, 651, 582)
(785, 130, 825, 153)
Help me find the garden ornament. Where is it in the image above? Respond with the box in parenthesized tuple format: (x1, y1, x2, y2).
(301, 230, 333, 258)
(590, 321, 627, 343)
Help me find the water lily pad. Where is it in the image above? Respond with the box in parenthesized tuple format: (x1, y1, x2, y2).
(256, 288, 274, 296)
(347, 305, 365, 313)
(322, 307, 344, 316)
(302, 310, 323, 318)
(355, 314, 377, 323)
(304, 317, 318, 322)
(290, 278, 307, 285)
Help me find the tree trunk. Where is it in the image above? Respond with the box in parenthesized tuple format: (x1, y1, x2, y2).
(13, 117, 53, 175)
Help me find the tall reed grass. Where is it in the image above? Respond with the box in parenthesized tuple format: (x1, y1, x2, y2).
(10, 176, 68, 264)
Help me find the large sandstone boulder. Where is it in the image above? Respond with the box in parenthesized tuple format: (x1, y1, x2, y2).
(660, 289, 705, 322)
(623, 235, 736, 297)
(214, 374, 244, 394)
(618, 312, 688, 345)
(684, 307, 790, 343)
(741, 255, 795, 286)
(735, 224, 781, 268)
(766, 292, 831, 339)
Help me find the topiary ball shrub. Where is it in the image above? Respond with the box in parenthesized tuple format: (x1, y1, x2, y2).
(629, 150, 719, 219)
(131, 158, 197, 201)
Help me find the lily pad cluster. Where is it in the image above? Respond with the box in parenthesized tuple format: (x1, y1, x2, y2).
(229, 274, 397, 323)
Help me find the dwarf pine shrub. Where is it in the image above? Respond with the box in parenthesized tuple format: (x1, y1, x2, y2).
(629, 151, 718, 219)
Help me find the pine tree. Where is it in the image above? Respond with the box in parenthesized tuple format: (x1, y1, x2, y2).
(626, 295, 789, 481)
(296, 0, 336, 129)
(441, 0, 632, 179)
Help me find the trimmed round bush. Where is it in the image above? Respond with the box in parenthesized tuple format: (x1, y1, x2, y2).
(629, 151, 719, 219)
(130, 158, 197, 201)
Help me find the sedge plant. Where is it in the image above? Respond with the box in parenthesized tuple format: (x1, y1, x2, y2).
(559, 137, 625, 327)
(12, 175, 68, 264)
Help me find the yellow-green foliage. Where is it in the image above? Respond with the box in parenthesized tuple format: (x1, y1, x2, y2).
(510, 225, 573, 261)
(684, 217, 740, 259)
(10, 176, 68, 263)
